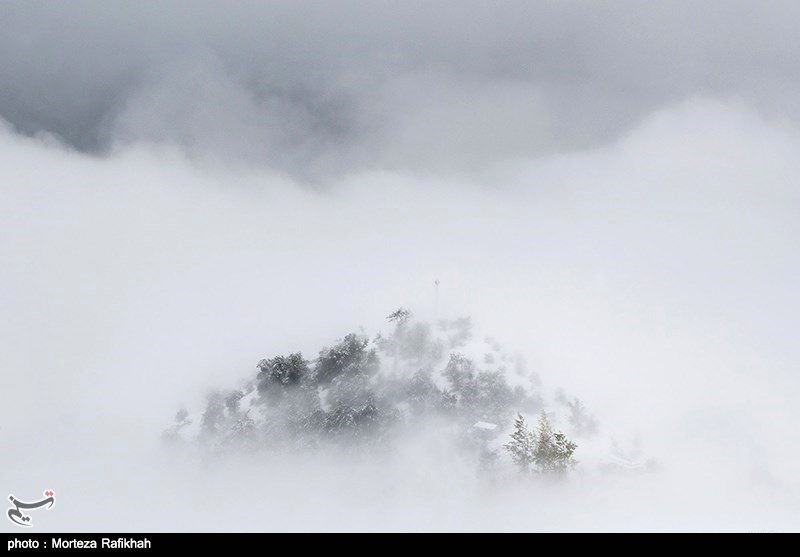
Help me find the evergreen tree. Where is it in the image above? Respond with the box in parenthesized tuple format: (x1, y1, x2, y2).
(314, 333, 379, 385)
(225, 390, 244, 414)
(224, 410, 256, 448)
(404, 368, 443, 413)
(504, 413, 536, 475)
(200, 391, 226, 438)
(257, 353, 309, 401)
(567, 397, 598, 437)
(476, 370, 514, 423)
(532, 411, 577, 476)
(443, 353, 479, 408)
(376, 308, 444, 371)
(386, 307, 412, 324)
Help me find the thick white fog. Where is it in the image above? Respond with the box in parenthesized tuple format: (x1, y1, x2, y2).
(3, 100, 798, 531)
(2, 3, 800, 532)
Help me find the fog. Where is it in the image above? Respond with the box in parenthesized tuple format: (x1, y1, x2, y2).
(2, 3, 800, 532)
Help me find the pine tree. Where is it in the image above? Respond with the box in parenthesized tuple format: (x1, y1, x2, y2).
(504, 413, 536, 475)
(387, 307, 412, 324)
(532, 411, 577, 476)
(567, 397, 598, 437)
(314, 333, 379, 385)
(200, 391, 226, 438)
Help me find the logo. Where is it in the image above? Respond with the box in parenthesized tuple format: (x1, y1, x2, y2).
(7, 490, 55, 527)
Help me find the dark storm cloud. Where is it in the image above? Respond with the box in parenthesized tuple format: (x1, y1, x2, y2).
(3, 1, 800, 178)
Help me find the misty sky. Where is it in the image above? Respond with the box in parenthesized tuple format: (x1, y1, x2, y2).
(4, 1, 800, 178)
(2, 2, 800, 532)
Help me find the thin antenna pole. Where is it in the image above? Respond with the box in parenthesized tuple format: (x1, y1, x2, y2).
(434, 279, 440, 320)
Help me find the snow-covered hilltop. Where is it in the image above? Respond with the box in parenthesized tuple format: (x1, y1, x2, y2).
(163, 308, 651, 480)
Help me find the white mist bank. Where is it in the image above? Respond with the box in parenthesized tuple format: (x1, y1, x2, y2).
(2, 99, 799, 531)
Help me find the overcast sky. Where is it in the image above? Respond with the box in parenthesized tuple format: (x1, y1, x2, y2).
(4, 1, 800, 179)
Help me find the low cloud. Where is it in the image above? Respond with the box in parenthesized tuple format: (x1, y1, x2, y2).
(2, 97, 799, 530)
